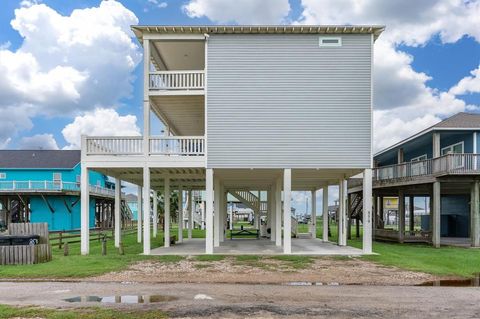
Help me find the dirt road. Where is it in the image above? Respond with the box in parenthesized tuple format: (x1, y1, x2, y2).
(0, 281, 479, 318)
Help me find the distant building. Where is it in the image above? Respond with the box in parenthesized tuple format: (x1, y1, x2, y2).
(0, 150, 130, 231)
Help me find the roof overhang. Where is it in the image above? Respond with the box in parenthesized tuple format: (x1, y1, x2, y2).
(131, 25, 386, 43)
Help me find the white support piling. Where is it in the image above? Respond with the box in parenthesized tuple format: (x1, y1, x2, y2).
(283, 169, 292, 254)
(322, 186, 329, 242)
(205, 169, 214, 254)
(137, 186, 142, 243)
(275, 176, 282, 246)
(362, 169, 373, 254)
(311, 189, 317, 238)
(153, 191, 158, 238)
(214, 176, 220, 247)
(178, 186, 183, 243)
(143, 167, 151, 255)
(188, 189, 193, 240)
(164, 178, 170, 247)
(114, 178, 121, 248)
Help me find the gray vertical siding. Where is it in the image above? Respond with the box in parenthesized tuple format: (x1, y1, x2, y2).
(207, 34, 372, 168)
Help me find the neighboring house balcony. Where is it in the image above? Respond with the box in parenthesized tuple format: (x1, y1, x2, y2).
(0, 180, 121, 199)
(373, 153, 480, 188)
(83, 135, 206, 167)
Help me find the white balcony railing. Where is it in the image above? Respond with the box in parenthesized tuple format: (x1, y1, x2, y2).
(149, 136, 205, 155)
(0, 180, 117, 197)
(86, 137, 143, 155)
(373, 153, 480, 183)
(149, 70, 204, 90)
(85, 136, 205, 156)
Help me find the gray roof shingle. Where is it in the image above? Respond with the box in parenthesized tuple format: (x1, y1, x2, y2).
(433, 112, 480, 128)
(0, 150, 80, 169)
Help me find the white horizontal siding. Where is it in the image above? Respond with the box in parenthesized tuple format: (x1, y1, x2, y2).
(207, 34, 372, 168)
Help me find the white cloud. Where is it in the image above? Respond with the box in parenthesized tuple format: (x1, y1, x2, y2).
(182, 0, 291, 24)
(0, 0, 141, 147)
(19, 133, 59, 150)
(62, 108, 141, 149)
(147, 0, 168, 9)
(450, 65, 480, 96)
(296, 0, 480, 152)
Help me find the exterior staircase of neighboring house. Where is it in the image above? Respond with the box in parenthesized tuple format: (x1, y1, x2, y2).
(349, 192, 363, 239)
(229, 190, 298, 238)
(182, 192, 204, 229)
(121, 200, 134, 224)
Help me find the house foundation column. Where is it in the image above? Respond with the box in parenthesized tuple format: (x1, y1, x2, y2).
(270, 185, 276, 242)
(311, 190, 316, 238)
(164, 178, 170, 247)
(219, 184, 226, 242)
(143, 167, 151, 255)
(153, 191, 158, 238)
(178, 186, 183, 243)
(363, 169, 373, 254)
(471, 181, 480, 247)
(114, 178, 121, 248)
(409, 196, 415, 232)
(283, 169, 292, 254)
(275, 176, 282, 246)
(213, 176, 220, 247)
(80, 164, 89, 255)
(398, 190, 405, 243)
(188, 190, 193, 239)
(205, 169, 214, 254)
(137, 186, 142, 243)
(323, 186, 329, 242)
(338, 179, 347, 246)
(432, 181, 441, 248)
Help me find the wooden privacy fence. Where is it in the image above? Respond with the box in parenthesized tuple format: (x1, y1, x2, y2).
(0, 223, 51, 265)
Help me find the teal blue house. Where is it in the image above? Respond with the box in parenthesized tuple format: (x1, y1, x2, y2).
(349, 112, 480, 247)
(0, 150, 116, 231)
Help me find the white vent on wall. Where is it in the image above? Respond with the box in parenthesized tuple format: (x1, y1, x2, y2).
(319, 36, 342, 47)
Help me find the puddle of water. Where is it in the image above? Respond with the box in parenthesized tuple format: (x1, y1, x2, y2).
(64, 295, 178, 304)
(417, 278, 480, 287)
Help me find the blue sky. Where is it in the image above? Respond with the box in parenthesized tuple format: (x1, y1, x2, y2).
(0, 0, 479, 211)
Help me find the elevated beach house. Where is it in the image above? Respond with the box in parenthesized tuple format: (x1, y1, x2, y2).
(80, 25, 384, 255)
(0, 150, 130, 231)
(349, 112, 480, 247)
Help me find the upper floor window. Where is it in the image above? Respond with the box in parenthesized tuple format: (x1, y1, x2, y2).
(411, 154, 427, 162)
(0, 173, 5, 179)
(53, 172, 62, 187)
(441, 141, 464, 155)
(319, 36, 342, 47)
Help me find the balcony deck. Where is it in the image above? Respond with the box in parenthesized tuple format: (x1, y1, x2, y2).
(82, 136, 206, 167)
(149, 70, 204, 95)
(371, 153, 480, 188)
(0, 181, 119, 198)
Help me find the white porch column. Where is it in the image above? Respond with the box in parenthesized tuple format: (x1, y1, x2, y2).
(143, 167, 151, 255)
(275, 176, 282, 246)
(311, 190, 317, 238)
(283, 169, 292, 254)
(143, 39, 150, 156)
(178, 186, 183, 243)
(164, 178, 170, 247)
(337, 179, 345, 246)
(322, 186, 329, 242)
(205, 169, 214, 254)
(220, 185, 226, 242)
(137, 186, 142, 243)
(188, 190, 193, 239)
(270, 186, 276, 242)
(214, 176, 221, 247)
(153, 191, 158, 238)
(432, 181, 441, 248)
(114, 178, 121, 248)
(362, 169, 373, 254)
(80, 164, 90, 255)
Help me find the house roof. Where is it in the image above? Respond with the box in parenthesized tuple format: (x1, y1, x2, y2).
(0, 150, 81, 169)
(375, 112, 480, 158)
(132, 24, 385, 42)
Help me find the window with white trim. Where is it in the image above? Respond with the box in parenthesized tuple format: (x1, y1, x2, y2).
(411, 154, 427, 162)
(319, 36, 342, 47)
(0, 173, 5, 179)
(441, 141, 464, 155)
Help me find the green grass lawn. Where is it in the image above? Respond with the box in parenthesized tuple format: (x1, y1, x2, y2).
(0, 305, 165, 319)
(1, 219, 480, 279)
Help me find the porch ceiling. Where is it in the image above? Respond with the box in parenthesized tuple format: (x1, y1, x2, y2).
(152, 40, 204, 71)
(151, 95, 204, 136)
